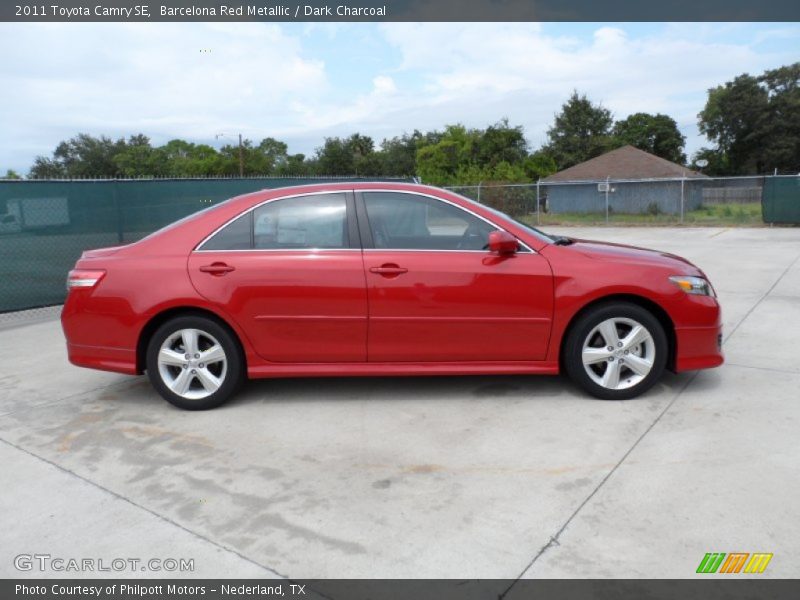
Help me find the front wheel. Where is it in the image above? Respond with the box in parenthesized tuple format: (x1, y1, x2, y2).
(564, 302, 668, 400)
(146, 315, 244, 410)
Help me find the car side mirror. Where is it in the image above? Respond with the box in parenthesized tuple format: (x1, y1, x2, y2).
(488, 230, 518, 254)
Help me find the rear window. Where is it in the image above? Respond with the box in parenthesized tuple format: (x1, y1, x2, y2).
(197, 193, 349, 251)
(200, 212, 253, 251)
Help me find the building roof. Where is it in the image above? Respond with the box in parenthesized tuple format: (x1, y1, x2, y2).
(544, 145, 706, 182)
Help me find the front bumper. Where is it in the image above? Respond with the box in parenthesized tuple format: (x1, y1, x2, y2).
(674, 323, 724, 372)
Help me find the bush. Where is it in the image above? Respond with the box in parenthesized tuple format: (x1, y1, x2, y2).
(645, 202, 662, 216)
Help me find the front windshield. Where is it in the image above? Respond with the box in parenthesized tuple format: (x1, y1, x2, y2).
(448, 191, 556, 244)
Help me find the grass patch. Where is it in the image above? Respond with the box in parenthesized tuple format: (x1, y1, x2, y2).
(519, 203, 764, 227)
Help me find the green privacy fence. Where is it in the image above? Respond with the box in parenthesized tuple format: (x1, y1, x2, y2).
(0, 177, 407, 313)
(762, 176, 800, 224)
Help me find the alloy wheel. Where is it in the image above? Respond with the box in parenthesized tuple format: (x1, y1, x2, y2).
(156, 328, 228, 400)
(581, 317, 656, 390)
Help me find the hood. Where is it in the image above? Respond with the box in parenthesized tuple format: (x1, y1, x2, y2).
(560, 238, 701, 273)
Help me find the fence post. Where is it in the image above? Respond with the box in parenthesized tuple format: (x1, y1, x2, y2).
(605, 176, 610, 224)
(536, 179, 541, 225)
(477, 181, 482, 204)
(113, 181, 123, 244)
(680, 175, 685, 224)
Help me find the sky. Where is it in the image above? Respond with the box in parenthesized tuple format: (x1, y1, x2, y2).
(1, 21, 798, 174)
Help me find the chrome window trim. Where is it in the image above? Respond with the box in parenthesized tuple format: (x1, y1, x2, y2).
(193, 188, 535, 254)
(358, 188, 535, 253)
(194, 191, 351, 253)
(194, 248, 363, 253)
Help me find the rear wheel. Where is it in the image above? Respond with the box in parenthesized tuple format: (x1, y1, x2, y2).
(564, 302, 667, 400)
(146, 315, 244, 410)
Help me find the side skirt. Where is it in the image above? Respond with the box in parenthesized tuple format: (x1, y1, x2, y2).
(247, 361, 560, 379)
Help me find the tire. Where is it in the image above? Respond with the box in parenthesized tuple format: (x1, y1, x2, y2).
(563, 302, 668, 400)
(145, 315, 244, 410)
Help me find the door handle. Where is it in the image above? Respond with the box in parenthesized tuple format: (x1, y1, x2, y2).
(369, 264, 408, 276)
(199, 262, 235, 275)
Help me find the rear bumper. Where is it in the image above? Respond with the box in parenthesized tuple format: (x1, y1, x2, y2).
(66, 342, 138, 375)
(674, 324, 724, 372)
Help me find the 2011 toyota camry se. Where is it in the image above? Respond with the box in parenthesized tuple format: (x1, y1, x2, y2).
(62, 183, 723, 410)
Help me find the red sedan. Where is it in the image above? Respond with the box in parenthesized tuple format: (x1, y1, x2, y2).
(62, 183, 723, 410)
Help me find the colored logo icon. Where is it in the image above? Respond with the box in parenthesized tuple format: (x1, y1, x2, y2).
(696, 552, 773, 574)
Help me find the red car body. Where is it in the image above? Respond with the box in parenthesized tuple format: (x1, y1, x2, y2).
(62, 182, 722, 398)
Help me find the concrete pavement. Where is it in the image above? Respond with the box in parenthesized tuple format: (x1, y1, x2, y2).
(1, 227, 798, 582)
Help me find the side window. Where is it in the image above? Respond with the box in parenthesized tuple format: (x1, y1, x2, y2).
(363, 192, 495, 250)
(199, 212, 252, 251)
(253, 193, 348, 250)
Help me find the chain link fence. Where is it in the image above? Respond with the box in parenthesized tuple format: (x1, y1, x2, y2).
(447, 175, 800, 228)
(0, 177, 407, 315)
(1, 174, 798, 316)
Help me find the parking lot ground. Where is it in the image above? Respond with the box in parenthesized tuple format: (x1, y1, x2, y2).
(1, 227, 799, 582)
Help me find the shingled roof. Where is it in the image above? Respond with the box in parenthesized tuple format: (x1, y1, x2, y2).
(544, 145, 706, 182)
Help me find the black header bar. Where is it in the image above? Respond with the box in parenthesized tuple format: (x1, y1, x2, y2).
(4, 0, 800, 22)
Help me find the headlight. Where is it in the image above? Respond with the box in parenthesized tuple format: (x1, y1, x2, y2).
(669, 275, 715, 297)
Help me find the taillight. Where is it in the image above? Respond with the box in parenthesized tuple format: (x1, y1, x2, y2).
(67, 269, 106, 290)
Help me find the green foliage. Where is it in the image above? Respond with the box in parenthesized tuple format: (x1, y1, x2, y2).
(613, 113, 686, 164)
(645, 202, 662, 216)
(2, 169, 22, 179)
(523, 151, 558, 180)
(415, 124, 478, 185)
(22, 63, 798, 183)
(698, 62, 799, 174)
(474, 118, 528, 167)
(415, 120, 534, 185)
(690, 147, 730, 176)
(376, 131, 431, 176)
(545, 91, 618, 169)
(157, 139, 220, 176)
(114, 135, 167, 177)
(28, 133, 127, 178)
(314, 133, 381, 176)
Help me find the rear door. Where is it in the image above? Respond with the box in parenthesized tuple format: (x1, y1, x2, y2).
(357, 190, 554, 362)
(188, 191, 368, 363)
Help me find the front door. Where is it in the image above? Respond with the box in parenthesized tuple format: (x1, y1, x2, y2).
(357, 191, 553, 362)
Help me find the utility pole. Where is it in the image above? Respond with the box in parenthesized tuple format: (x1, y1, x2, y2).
(238, 133, 244, 178)
(215, 132, 244, 177)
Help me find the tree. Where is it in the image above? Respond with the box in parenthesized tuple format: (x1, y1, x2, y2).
(254, 137, 289, 173)
(276, 153, 312, 176)
(377, 131, 427, 176)
(698, 63, 799, 174)
(315, 134, 381, 175)
(473, 118, 528, 168)
(545, 91, 617, 169)
(113, 135, 167, 177)
(759, 63, 800, 173)
(57, 133, 126, 177)
(415, 124, 480, 185)
(29, 156, 65, 178)
(690, 147, 729, 176)
(523, 150, 558, 180)
(160, 139, 220, 176)
(3, 169, 22, 179)
(613, 113, 686, 164)
(698, 74, 769, 174)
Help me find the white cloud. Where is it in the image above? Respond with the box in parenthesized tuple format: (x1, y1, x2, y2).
(1, 22, 798, 173)
(373, 22, 799, 153)
(0, 22, 327, 170)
